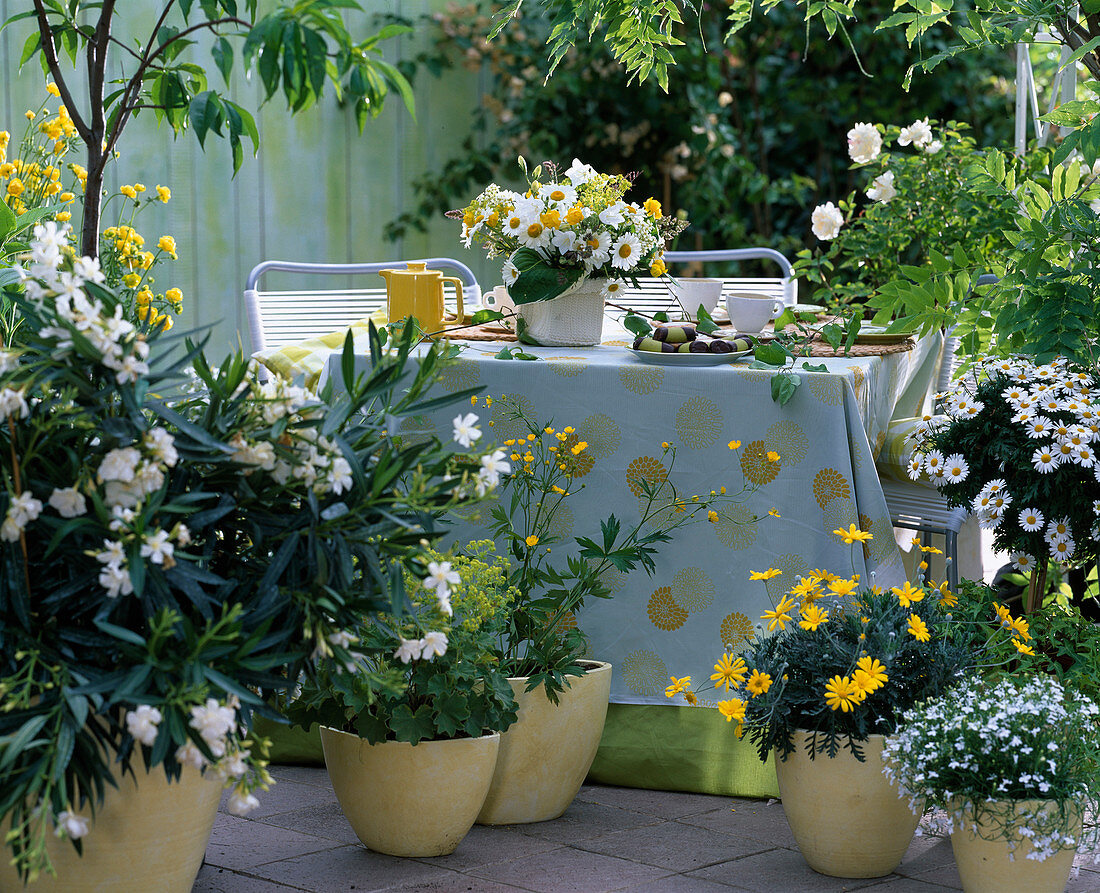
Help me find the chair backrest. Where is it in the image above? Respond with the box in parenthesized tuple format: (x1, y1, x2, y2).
(243, 258, 481, 351)
(614, 247, 797, 316)
(934, 273, 999, 395)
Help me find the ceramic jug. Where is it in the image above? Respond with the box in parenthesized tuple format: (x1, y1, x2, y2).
(379, 262, 464, 337)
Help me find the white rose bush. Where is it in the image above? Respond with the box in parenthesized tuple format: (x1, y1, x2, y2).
(796, 117, 1025, 315)
(0, 224, 502, 881)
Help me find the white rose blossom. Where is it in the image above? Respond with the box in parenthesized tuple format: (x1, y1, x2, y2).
(898, 117, 933, 148)
(866, 170, 897, 203)
(810, 202, 844, 241)
(846, 122, 883, 164)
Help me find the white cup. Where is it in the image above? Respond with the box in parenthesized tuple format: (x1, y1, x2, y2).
(484, 285, 517, 328)
(726, 291, 784, 334)
(671, 278, 723, 318)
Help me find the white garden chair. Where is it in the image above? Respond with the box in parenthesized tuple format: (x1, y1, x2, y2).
(243, 258, 481, 352)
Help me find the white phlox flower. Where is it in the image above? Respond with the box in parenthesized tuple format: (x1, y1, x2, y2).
(394, 637, 423, 663)
(48, 486, 87, 518)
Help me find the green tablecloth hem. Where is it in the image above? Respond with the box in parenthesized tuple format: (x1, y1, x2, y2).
(587, 704, 779, 799)
(258, 706, 779, 799)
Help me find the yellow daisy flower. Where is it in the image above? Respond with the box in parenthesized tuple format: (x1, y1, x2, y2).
(907, 614, 930, 642)
(833, 524, 872, 544)
(892, 580, 925, 608)
(710, 653, 748, 691)
(824, 675, 860, 712)
(746, 670, 772, 697)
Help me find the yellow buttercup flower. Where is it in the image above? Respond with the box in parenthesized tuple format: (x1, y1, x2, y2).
(525, 535, 539, 548)
(834, 524, 872, 544)
(707, 510, 718, 523)
(768, 508, 781, 518)
(710, 653, 747, 691)
(749, 568, 782, 581)
(798, 603, 829, 631)
(824, 675, 860, 712)
(746, 670, 772, 696)
(120, 185, 137, 199)
(643, 197, 663, 218)
(122, 273, 141, 288)
(907, 614, 930, 642)
(761, 595, 796, 632)
(766, 450, 780, 463)
(6, 178, 23, 197)
(156, 184, 171, 202)
(728, 440, 741, 450)
(46, 82, 60, 97)
(665, 675, 691, 697)
(649, 257, 667, 278)
(891, 580, 924, 608)
(165, 287, 183, 309)
(157, 235, 177, 258)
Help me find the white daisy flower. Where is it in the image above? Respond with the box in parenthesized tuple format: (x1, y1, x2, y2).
(1032, 447, 1058, 473)
(1051, 537, 1075, 560)
(1074, 445, 1096, 467)
(943, 454, 969, 483)
(906, 455, 924, 480)
(1046, 517, 1072, 542)
(1018, 508, 1044, 532)
(610, 233, 642, 270)
(539, 182, 578, 207)
(923, 450, 945, 475)
(602, 279, 625, 300)
(1011, 552, 1035, 573)
(1024, 416, 1054, 439)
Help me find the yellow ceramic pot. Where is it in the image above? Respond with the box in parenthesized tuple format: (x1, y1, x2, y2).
(774, 730, 920, 878)
(950, 799, 1080, 893)
(477, 660, 612, 825)
(319, 727, 499, 857)
(0, 764, 221, 892)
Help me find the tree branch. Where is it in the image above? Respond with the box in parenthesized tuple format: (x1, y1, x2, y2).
(31, 0, 91, 143)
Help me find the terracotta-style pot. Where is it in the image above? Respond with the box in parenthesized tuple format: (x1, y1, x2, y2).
(0, 764, 221, 892)
(950, 798, 1080, 893)
(477, 660, 612, 825)
(319, 726, 499, 857)
(774, 730, 920, 878)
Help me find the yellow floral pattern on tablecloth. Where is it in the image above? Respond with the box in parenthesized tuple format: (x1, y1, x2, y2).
(863, 514, 899, 565)
(491, 393, 536, 442)
(622, 649, 670, 697)
(821, 498, 859, 537)
(620, 365, 664, 395)
(812, 467, 851, 508)
(720, 611, 755, 651)
(579, 413, 622, 458)
(626, 456, 669, 497)
(741, 440, 780, 486)
(648, 586, 689, 631)
(765, 554, 808, 602)
(847, 365, 866, 399)
(676, 396, 723, 450)
(713, 503, 758, 550)
(397, 415, 435, 447)
(543, 502, 576, 542)
(672, 567, 715, 613)
(765, 421, 808, 467)
(436, 362, 481, 394)
(546, 357, 589, 378)
(808, 376, 846, 406)
(737, 369, 775, 386)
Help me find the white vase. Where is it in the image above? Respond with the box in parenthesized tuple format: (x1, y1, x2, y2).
(515, 278, 605, 346)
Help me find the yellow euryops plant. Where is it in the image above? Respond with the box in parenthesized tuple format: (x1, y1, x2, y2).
(667, 527, 1032, 761)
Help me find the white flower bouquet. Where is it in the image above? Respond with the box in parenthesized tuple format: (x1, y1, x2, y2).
(456, 158, 687, 305)
(906, 355, 1100, 610)
(883, 676, 1100, 862)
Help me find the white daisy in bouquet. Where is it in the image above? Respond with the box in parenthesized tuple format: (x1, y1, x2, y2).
(455, 158, 687, 306)
(907, 355, 1100, 609)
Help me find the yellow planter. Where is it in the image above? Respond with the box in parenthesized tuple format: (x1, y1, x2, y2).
(477, 660, 612, 825)
(774, 730, 920, 878)
(319, 727, 499, 857)
(0, 764, 221, 892)
(950, 799, 1079, 893)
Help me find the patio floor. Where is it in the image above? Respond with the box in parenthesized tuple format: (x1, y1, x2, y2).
(194, 766, 1100, 892)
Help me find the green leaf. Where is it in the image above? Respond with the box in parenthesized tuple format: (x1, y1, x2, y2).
(623, 314, 651, 337)
(389, 704, 435, 743)
(0, 198, 16, 241)
(753, 342, 790, 367)
(770, 371, 801, 405)
(508, 248, 583, 304)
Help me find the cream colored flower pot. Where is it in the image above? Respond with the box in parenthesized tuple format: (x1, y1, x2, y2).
(477, 660, 612, 825)
(950, 799, 1079, 893)
(774, 730, 920, 878)
(320, 726, 499, 857)
(515, 279, 606, 346)
(0, 764, 221, 892)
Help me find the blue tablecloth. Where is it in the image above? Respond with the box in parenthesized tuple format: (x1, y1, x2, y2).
(321, 331, 943, 707)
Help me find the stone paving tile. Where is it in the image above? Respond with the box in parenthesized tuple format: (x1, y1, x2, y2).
(676, 800, 798, 849)
(464, 846, 675, 893)
(1069, 871, 1100, 893)
(614, 875, 746, 892)
(513, 799, 665, 846)
(570, 818, 775, 873)
(204, 813, 339, 871)
(382, 875, 535, 892)
(896, 856, 962, 890)
(574, 784, 735, 820)
(267, 766, 330, 787)
(686, 847, 888, 892)
(246, 844, 456, 892)
(845, 878, 964, 892)
(409, 825, 561, 872)
(194, 864, 305, 891)
(258, 803, 362, 847)
(892, 837, 955, 877)
(219, 779, 338, 819)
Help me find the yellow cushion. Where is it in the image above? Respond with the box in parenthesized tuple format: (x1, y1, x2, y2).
(252, 310, 385, 389)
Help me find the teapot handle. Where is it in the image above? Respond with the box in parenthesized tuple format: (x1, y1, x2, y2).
(442, 277, 464, 322)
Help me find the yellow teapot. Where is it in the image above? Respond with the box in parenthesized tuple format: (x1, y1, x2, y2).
(379, 262, 464, 338)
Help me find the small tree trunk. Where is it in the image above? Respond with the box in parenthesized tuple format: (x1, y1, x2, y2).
(1024, 562, 1048, 614)
(80, 145, 106, 259)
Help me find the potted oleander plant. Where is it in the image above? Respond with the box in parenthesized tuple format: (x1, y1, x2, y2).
(884, 676, 1100, 893)
(285, 541, 519, 857)
(666, 527, 1012, 878)
(0, 223, 493, 888)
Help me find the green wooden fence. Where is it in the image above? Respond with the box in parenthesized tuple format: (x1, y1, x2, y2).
(0, 0, 492, 356)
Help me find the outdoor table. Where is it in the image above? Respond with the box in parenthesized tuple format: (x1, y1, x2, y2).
(319, 327, 943, 796)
